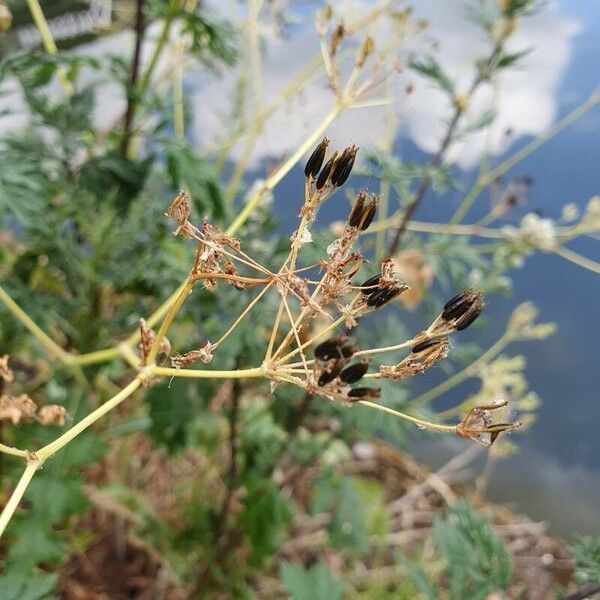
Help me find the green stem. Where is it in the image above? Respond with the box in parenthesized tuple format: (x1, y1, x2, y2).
(154, 366, 263, 379)
(36, 377, 144, 461)
(0, 461, 41, 539)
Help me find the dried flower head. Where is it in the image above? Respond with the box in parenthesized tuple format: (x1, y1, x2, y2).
(37, 405, 67, 427)
(171, 340, 217, 367)
(456, 400, 521, 447)
(165, 191, 194, 237)
(0, 354, 14, 383)
(0, 393, 37, 424)
(138, 319, 171, 366)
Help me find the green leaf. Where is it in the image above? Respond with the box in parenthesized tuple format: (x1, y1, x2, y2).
(569, 535, 600, 584)
(495, 49, 531, 70)
(241, 479, 292, 565)
(7, 518, 65, 567)
(433, 501, 511, 600)
(280, 561, 343, 600)
(0, 571, 58, 600)
(410, 56, 455, 95)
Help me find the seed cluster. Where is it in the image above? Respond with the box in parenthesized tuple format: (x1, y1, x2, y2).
(162, 137, 520, 446)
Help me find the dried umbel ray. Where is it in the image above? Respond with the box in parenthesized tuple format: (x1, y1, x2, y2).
(163, 138, 520, 444)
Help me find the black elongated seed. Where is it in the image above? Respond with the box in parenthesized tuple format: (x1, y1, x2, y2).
(316, 152, 338, 189)
(366, 285, 402, 308)
(359, 198, 377, 231)
(359, 274, 381, 295)
(314, 336, 344, 360)
(304, 137, 329, 178)
(347, 387, 381, 399)
(455, 306, 482, 330)
(340, 342, 358, 358)
(318, 361, 343, 386)
(348, 192, 366, 227)
(412, 338, 442, 353)
(339, 361, 369, 383)
(442, 289, 477, 321)
(330, 145, 358, 186)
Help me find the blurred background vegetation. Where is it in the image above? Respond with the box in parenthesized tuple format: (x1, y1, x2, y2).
(0, 0, 599, 598)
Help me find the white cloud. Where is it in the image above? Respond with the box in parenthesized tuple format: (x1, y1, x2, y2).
(0, 1, 581, 172)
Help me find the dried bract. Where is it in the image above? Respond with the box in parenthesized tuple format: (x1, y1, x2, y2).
(0, 354, 14, 383)
(37, 405, 67, 426)
(165, 191, 194, 237)
(456, 400, 521, 447)
(380, 337, 449, 380)
(0, 393, 37, 424)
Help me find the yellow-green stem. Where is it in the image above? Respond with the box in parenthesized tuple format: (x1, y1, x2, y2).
(450, 90, 600, 225)
(154, 366, 263, 379)
(25, 0, 73, 96)
(226, 103, 342, 236)
(357, 401, 457, 433)
(36, 376, 144, 461)
(0, 284, 71, 364)
(0, 460, 40, 539)
(0, 443, 28, 459)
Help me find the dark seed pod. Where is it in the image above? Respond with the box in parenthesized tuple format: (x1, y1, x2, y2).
(348, 192, 367, 227)
(359, 274, 381, 295)
(330, 145, 358, 186)
(304, 137, 330, 178)
(455, 306, 482, 330)
(359, 198, 378, 231)
(412, 338, 442, 354)
(366, 285, 402, 308)
(340, 342, 358, 358)
(316, 152, 338, 189)
(314, 336, 343, 360)
(339, 361, 369, 383)
(314, 336, 354, 361)
(347, 387, 381, 399)
(442, 291, 471, 321)
(318, 360, 344, 386)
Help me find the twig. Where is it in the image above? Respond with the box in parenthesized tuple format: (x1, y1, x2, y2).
(121, 0, 146, 156)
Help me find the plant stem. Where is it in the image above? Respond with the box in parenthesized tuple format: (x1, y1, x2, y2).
(0, 443, 28, 459)
(408, 333, 511, 409)
(450, 89, 600, 224)
(24, 0, 73, 96)
(0, 460, 40, 538)
(146, 278, 193, 364)
(153, 366, 263, 379)
(70, 347, 122, 366)
(36, 376, 144, 461)
(552, 245, 600, 274)
(0, 284, 71, 364)
(226, 103, 342, 236)
(356, 401, 457, 433)
(121, 0, 146, 156)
